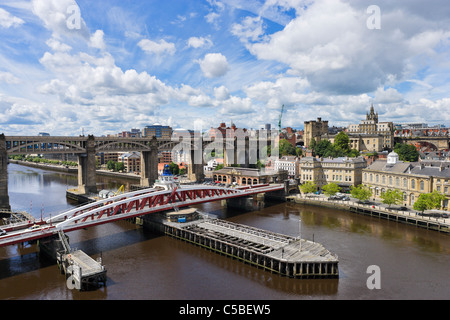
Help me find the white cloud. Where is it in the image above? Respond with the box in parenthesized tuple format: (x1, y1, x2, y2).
(245, 0, 450, 95)
(187, 36, 213, 49)
(0, 71, 20, 84)
(198, 53, 229, 78)
(0, 8, 25, 28)
(46, 37, 72, 52)
(89, 30, 106, 50)
(31, 0, 90, 39)
(231, 16, 266, 45)
(138, 39, 176, 56)
(214, 86, 230, 100)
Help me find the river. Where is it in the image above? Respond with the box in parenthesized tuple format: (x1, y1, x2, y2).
(0, 163, 449, 301)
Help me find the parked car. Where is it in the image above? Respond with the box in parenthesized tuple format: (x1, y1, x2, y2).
(398, 206, 408, 211)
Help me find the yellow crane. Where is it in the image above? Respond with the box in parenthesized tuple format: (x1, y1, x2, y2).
(113, 185, 125, 196)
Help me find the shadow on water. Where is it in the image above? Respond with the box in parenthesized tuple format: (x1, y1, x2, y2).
(162, 235, 339, 296)
(0, 224, 160, 281)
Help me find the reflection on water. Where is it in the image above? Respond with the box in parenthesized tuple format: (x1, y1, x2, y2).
(1, 163, 450, 300)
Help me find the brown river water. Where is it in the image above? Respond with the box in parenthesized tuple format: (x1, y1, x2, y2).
(1, 163, 449, 301)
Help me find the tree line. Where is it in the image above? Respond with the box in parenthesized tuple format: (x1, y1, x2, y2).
(300, 181, 446, 212)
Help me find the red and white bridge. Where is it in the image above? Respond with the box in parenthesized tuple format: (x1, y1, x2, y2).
(0, 183, 284, 247)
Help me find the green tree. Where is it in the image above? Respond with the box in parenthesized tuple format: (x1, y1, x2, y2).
(413, 191, 447, 213)
(310, 138, 317, 151)
(106, 160, 115, 171)
(279, 139, 297, 156)
(115, 162, 125, 172)
(214, 164, 224, 171)
(333, 131, 351, 154)
(347, 149, 360, 157)
(394, 143, 419, 162)
(169, 162, 179, 175)
(351, 184, 372, 202)
(315, 140, 333, 157)
(322, 182, 341, 197)
(300, 181, 317, 195)
(380, 189, 403, 207)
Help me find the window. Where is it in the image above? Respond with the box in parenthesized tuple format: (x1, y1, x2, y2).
(420, 181, 424, 191)
(403, 178, 407, 188)
(411, 179, 415, 189)
(396, 177, 399, 187)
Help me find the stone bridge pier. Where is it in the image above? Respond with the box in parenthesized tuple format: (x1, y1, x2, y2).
(77, 135, 97, 194)
(0, 134, 10, 210)
(140, 138, 158, 187)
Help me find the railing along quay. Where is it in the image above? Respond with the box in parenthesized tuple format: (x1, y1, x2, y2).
(289, 195, 450, 234)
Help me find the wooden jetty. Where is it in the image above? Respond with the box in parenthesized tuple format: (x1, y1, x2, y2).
(145, 211, 339, 279)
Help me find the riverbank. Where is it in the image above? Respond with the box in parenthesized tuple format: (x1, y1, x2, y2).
(288, 194, 450, 234)
(8, 159, 140, 181)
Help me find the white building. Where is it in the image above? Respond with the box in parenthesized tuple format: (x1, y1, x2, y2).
(274, 156, 299, 179)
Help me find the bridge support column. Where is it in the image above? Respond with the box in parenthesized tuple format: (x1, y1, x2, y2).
(0, 134, 10, 211)
(188, 148, 204, 182)
(141, 137, 158, 187)
(77, 135, 97, 194)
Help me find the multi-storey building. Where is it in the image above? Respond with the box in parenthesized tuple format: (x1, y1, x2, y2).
(347, 105, 394, 150)
(118, 152, 141, 173)
(362, 152, 450, 209)
(274, 156, 299, 179)
(299, 156, 367, 191)
(143, 124, 172, 138)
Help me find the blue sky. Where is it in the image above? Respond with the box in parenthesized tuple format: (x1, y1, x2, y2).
(0, 0, 449, 136)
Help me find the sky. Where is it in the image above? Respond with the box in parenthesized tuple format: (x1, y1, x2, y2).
(0, 0, 449, 136)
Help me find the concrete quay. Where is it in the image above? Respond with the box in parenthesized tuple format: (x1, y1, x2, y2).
(145, 212, 339, 279)
(289, 194, 450, 234)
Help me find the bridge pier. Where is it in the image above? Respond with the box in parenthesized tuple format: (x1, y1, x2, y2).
(188, 148, 205, 182)
(77, 135, 97, 194)
(140, 137, 158, 187)
(0, 134, 10, 210)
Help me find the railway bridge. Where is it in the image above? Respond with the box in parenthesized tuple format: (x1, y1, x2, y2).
(0, 133, 276, 210)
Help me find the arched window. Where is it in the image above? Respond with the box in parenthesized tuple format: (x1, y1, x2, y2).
(403, 178, 407, 188)
(242, 178, 247, 185)
(420, 180, 424, 191)
(411, 179, 415, 189)
(396, 177, 400, 187)
(253, 179, 258, 185)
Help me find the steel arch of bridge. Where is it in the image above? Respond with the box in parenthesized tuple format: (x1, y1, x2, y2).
(52, 185, 247, 231)
(0, 184, 284, 247)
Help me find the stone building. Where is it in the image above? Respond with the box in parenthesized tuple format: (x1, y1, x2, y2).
(347, 105, 394, 150)
(304, 118, 329, 148)
(213, 167, 287, 186)
(299, 156, 367, 191)
(362, 152, 450, 209)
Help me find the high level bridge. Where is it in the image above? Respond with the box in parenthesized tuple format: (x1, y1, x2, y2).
(0, 183, 285, 248)
(0, 133, 275, 210)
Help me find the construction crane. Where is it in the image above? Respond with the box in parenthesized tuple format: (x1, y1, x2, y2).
(278, 104, 285, 134)
(113, 185, 125, 196)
